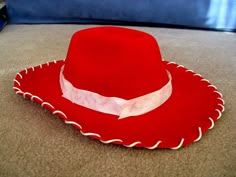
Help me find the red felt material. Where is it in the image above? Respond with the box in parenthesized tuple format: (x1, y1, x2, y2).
(13, 26, 224, 149)
(64, 27, 168, 99)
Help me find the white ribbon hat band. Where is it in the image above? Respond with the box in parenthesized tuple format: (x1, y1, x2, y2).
(60, 66, 172, 119)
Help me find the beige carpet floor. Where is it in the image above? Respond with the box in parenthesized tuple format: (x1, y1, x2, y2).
(0, 25, 235, 177)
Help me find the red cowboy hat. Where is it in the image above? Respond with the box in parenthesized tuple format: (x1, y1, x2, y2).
(13, 26, 224, 149)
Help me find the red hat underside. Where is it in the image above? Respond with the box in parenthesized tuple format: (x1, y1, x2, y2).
(13, 60, 224, 149)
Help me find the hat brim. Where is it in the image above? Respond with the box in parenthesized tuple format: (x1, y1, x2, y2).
(13, 60, 224, 149)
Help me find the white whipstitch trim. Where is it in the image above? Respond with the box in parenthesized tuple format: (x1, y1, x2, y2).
(124, 141, 141, 147)
(208, 117, 215, 129)
(217, 104, 225, 112)
(65, 121, 82, 129)
(217, 98, 225, 105)
(214, 91, 223, 97)
(23, 92, 33, 98)
(100, 139, 123, 144)
(41, 102, 55, 109)
(53, 60, 57, 64)
(207, 85, 217, 89)
(13, 79, 21, 86)
(25, 68, 28, 74)
(53, 110, 67, 119)
(186, 69, 194, 73)
(80, 130, 101, 138)
(13, 87, 21, 92)
(167, 62, 176, 65)
(46, 62, 50, 66)
(216, 109, 222, 119)
(146, 141, 162, 149)
(171, 138, 185, 150)
(16, 73, 23, 79)
(194, 127, 202, 142)
(177, 65, 184, 68)
(31, 67, 35, 71)
(31, 95, 43, 102)
(193, 73, 202, 77)
(39, 64, 42, 69)
(201, 79, 210, 83)
(16, 90, 23, 95)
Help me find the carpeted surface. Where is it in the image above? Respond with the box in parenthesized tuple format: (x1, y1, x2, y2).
(0, 25, 235, 177)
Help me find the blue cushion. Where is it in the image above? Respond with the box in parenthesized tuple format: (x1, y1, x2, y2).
(5, 0, 236, 31)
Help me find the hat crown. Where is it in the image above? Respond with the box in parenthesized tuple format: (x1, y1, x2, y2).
(63, 26, 168, 99)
